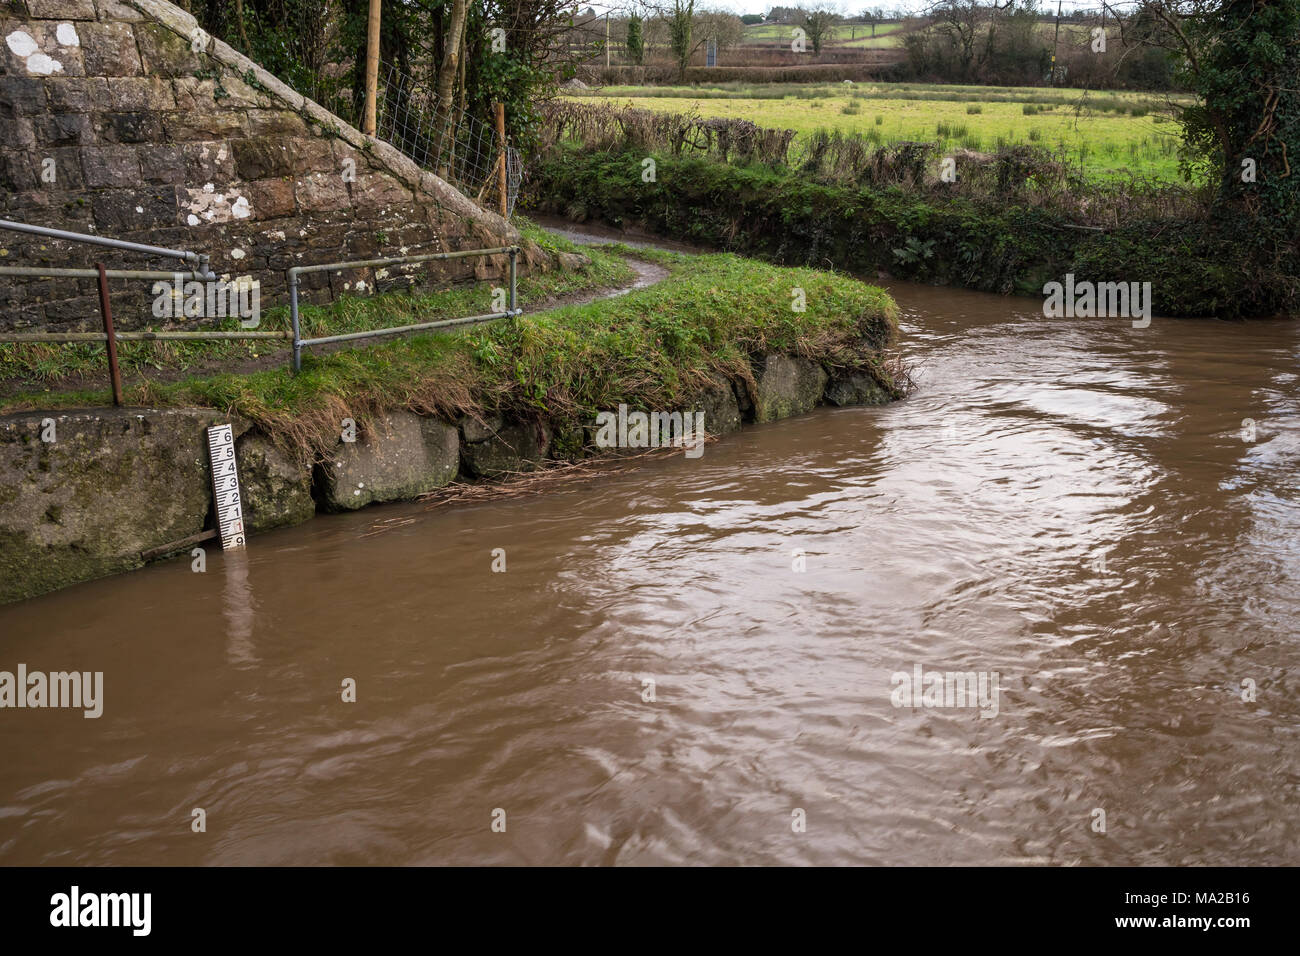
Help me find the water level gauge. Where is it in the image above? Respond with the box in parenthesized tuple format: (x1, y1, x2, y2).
(206, 424, 246, 550)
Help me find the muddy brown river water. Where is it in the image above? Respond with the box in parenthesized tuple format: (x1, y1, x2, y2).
(2, 271, 1298, 865)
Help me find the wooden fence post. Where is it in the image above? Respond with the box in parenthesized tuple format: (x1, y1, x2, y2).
(364, 0, 381, 135)
(495, 101, 508, 219)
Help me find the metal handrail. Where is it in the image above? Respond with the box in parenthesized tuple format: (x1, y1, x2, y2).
(0, 220, 220, 405)
(0, 266, 209, 281)
(3, 330, 291, 342)
(0, 220, 523, 393)
(0, 219, 214, 278)
(287, 245, 521, 372)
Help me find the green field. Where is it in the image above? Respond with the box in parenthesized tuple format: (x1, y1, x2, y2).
(569, 81, 1192, 183)
(835, 22, 907, 49)
(741, 20, 905, 48)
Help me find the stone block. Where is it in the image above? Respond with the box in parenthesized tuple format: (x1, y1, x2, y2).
(693, 379, 743, 435)
(460, 419, 551, 479)
(0, 75, 47, 114)
(27, 0, 96, 18)
(243, 176, 295, 220)
(163, 108, 245, 142)
(294, 170, 349, 212)
(753, 354, 829, 423)
(80, 21, 141, 75)
(824, 370, 891, 407)
(93, 0, 146, 22)
(80, 143, 139, 187)
(95, 109, 163, 143)
(33, 110, 93, 147)
(0, 407, 236, 605)
(242, 109, 309, 139)
(103, 75, 173, 111)
(133, 20, 199, 76)
(317, 412, 459, 511)
(91, 184, 178, 231)
(235, 431, 314, 533)
(232, 135, 295, 179)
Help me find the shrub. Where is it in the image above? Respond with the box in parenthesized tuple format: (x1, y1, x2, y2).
(526, 144, 1287, 317)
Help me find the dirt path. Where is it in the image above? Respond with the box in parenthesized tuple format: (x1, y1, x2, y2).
(536, 251, 668, 310)
(535, 216, 706, 255)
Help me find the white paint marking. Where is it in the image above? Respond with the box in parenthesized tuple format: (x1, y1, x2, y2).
(25, 53, 63, 75)
(5, 30, 38, 57)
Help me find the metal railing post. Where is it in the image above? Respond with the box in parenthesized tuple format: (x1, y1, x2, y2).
(94, 263, 124, 406)
(508, 246, 518, 314)
(4, 238, 521, 377)
(288, 269, 303, 374)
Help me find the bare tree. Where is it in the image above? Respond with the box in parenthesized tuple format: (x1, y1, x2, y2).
(920, 0, 1016, 80)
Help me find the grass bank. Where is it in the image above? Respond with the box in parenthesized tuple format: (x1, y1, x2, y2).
(0, 241, 901, 458)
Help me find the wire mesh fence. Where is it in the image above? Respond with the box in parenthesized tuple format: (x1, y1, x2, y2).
(368, 61, 522, 218)
(504, 146, 523, 218)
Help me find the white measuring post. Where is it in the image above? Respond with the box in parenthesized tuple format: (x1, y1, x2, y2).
(206, 424, 246, 550)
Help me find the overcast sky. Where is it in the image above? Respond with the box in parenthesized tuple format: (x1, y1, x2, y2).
(580, 2, 925, 13)
(578, 1, 1115, 16)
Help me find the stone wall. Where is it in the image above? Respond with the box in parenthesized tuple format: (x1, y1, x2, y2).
(0, 0, 521, 333)
(0, 355, 891, 605)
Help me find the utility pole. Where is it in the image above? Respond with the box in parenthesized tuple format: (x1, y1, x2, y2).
(1050, 0, 1063, 87)
(364, 0, 381, 135)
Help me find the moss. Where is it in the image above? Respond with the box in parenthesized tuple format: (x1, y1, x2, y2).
(0, 529, 143, 606)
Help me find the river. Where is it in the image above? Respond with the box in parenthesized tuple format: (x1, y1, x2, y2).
(2, 257, 1298, 865)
